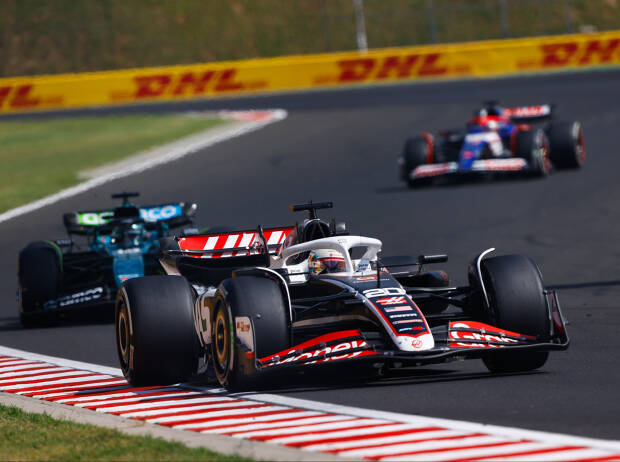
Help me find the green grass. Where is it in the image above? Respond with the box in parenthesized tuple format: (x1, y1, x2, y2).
(1, 0, 619, 77)
(0, 404, 250, 461)
(0, 114, 227, 213)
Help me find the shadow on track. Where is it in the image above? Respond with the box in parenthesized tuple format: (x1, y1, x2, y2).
(547, 280, 620, 290)
(232, 365, 543, 396)
(376, 174, 543, 194)
(0, 309, 113, 332)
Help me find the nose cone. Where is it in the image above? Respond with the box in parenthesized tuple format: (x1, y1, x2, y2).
(394, 332, 435, 352)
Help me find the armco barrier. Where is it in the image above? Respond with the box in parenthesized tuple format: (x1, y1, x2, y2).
(1, 30, 620, 114)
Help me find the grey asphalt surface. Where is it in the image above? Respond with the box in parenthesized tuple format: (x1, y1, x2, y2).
(1, 70, 619, 440)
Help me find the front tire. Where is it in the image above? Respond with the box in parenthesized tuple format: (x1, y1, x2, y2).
(547, 121, 585, 169)
(212, 276, 289, 391)
(480, 255, 550, 373)
(515, 129, 550, 178)
(400, 134, 434, 188)
(115, 275, 199, 386)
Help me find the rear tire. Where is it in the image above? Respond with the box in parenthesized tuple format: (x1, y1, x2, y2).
(547, 121, 585, 169)
(18, 241, 61, 327)
(400, 135, 434, 188)
(212, 276, 289, 391)
(480, 255, 550, 373)
(515, 129, 550, 177)
(115, 275, 199, 386)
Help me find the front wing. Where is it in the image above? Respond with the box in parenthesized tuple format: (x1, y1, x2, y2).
(255, 291, 568, 372)
(411, 158, 529, 180)
(33, 284, 115, 314)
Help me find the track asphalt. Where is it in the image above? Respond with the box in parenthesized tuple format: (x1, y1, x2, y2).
(1, 70, 619, 440)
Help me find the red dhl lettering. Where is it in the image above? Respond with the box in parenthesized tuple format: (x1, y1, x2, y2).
(133, 68, 248, 99)
(541, 38, 620, 67)
(337, 53, 448, 82)
(0, 84, 41, 108)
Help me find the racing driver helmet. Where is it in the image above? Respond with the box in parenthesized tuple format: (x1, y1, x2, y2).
(308, 248, 347, 274)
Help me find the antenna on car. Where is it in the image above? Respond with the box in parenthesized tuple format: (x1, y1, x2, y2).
(290, 201, 333, 220)
(111, 192, 140, 206)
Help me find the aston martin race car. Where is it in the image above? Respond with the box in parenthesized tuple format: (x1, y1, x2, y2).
(17, 192, 198, 326)
(115, 202, 569, 391)
(399, 102, 586, 187)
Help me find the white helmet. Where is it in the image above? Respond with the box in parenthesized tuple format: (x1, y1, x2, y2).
(308, 249, 346, 274)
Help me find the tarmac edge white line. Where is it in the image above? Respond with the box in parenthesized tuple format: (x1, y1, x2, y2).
(0, 109, 287, 225)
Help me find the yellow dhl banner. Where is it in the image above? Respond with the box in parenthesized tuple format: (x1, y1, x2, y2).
(2, 30, 620, 113)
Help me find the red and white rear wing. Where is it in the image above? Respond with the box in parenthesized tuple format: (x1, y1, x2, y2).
(504, 104, 553, 120)
(178, 227, 294, 258)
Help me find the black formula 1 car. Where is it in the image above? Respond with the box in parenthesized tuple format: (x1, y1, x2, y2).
(17, 192, 197, 326)
(115, 202, 568, 391)
(399, 102, 585, 187)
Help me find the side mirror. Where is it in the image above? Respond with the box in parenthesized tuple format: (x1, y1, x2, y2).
(334, 222, 347, 235)
(418, 254, 448, 265)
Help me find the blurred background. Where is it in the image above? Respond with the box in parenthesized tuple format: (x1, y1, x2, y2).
(2, 0, 619, 78)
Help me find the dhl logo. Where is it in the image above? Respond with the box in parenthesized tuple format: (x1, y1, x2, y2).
(318, 53, 460, 84)
(130, 68, 267, 99)
(0, 84, 62, 109)
(532, 38, 620, 68)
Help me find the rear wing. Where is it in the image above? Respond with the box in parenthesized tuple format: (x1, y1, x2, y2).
(504, 104, 553, 122)
(161, 226, 294, 286)
(64, 202, 197, 235)
(176, 226, 294, 258)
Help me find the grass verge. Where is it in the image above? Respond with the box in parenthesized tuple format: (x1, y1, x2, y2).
(0, 114, 227, 214)
(0, 404, 250, 461)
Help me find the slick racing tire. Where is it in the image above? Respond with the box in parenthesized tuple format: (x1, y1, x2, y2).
(514, 128, 551, 177)
(18, 241, 61, 327)
(212, 276, 289, 391)
(480, 255, 550, 373)
(547, 121, 585, 169)
(400, 135, 434, 188)
(115, 275, 199, 386)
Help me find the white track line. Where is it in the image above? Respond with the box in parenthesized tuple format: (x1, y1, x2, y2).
(0, 109, 287, 224)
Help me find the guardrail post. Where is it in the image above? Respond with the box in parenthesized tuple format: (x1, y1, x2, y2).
(565, 0, 574, 33)
(426, 0, 438, 43)
(321, 0, 332, 52)
(498, 0, 510, 38)
(353, 0, 368, 52)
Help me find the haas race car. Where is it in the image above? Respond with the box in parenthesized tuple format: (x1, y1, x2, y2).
(399, 102, 586, 188)
(115, 202, 568, 391)
(17, 192, 198, 326)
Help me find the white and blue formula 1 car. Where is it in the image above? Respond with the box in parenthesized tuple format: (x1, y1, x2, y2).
(399, 102, 585, 187)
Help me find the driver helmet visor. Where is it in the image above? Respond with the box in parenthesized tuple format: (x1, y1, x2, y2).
(318, 256, 346, 273)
